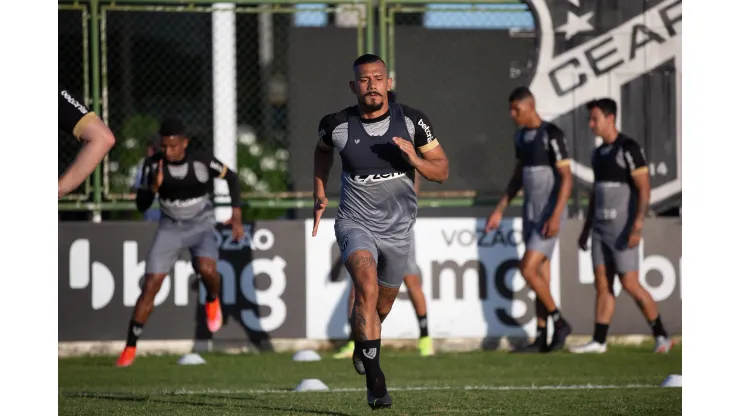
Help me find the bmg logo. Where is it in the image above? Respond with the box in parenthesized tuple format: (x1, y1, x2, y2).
(69, 239, 115, 310)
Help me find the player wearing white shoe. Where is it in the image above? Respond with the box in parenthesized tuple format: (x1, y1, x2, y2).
(569, 99, 673, 355)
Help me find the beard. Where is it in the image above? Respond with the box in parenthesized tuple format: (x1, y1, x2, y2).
(360, 93, 384, 112)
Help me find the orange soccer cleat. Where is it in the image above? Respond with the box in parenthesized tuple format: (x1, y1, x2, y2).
(116, 346, 137, 367)
(205, 297, 223, 333)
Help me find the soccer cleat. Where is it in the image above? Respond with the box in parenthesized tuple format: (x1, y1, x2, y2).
(116, 346, 137, 367)
(547, 320, 572, 352)
(205, 298, 223, 333)
(569, 340, 607, 354)
(352, 347, 366, 375)
(367, 390, 393, 410)
(654, 336, 674, 353)
(332, 341, 355, 359)
(418, 336, 435, 356)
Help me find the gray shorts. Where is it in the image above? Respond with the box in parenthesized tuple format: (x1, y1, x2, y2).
(522, 212, 565, 259)
(145, 219, 219, 274)
(335, 219, 411, 288)
(405, 233, 421, 276)
(591, 232, 639, 274)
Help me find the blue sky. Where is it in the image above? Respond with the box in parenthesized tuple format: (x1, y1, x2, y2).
(294, 3, 535, 30)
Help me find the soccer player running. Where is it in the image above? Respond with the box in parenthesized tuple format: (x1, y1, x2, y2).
(116, 118, 244, 367)
(569, 98, 673, 354)
(313, 54, 449, 409)
(58, 88, 116, 198)
(485, 87, 573, 353)
(333, 170, 434, 360)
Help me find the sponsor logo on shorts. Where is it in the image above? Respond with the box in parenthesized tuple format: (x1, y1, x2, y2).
(340, 236, 349, 252)
(348, 172, 406, 183)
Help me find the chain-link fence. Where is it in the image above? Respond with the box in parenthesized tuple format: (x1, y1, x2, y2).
(59, 2, 91, 200)
(380, 0, 538, 199)
(58, 0, 681, 216)
(98, 0, 370, 218)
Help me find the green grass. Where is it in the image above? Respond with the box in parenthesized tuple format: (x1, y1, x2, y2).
(59, 345, 681, 415)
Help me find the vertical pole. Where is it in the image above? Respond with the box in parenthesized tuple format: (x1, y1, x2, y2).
(90, 0, 102, 222)
(365, 0, 374, 54)
(378, 0, 387, 60)
(212, 3, 238, 222)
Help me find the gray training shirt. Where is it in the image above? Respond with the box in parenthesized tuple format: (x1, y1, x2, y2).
(591, 133, 648, 243)
(514, 122, 570, 227)
(318, 103, 440, 236)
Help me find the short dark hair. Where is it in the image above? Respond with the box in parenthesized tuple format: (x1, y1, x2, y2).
(586, 98, 618, 118)
(159, 117, 186, 137)
(353, 54, 386, 69)
(508, 86, 533, 103)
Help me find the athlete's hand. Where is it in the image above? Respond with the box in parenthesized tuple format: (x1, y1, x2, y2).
(578, 229, 590, 251)
(541, 215, 561, 238)
(392, 137, 421, 167)
(484, 210, 503, 233)
(224, 207, 244, 242)
(312, 194, 328, 237)
(151, 159, 164, 193)
(627, 225, 642, 249)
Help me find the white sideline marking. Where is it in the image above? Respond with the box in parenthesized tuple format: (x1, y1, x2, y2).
(162, 384, 662, 395)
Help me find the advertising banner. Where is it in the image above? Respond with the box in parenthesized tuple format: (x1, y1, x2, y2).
(59, 221, 307, 342)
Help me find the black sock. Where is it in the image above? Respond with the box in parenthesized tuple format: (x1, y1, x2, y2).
(535, 324, 547, 346)
(417, 314, 429, 338)
(357, 339, 387, 397)
(126, 320, 144, 347)
(206, 294, 217, 303)
(649, 315, 668, 338)
(593, 323, 609, 344)
(549, 308, 567, 326)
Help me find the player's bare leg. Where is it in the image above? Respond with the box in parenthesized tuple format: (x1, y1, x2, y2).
(195, 257, 223, 333)
(570, 264, 614, 354)
(619, 271, 672, 353)
(403, 273, 434, 356)
(347, 250, 393, 409)
(333, 283, 357, 359)
(513, 258, 551, 353)
(116, 272, 168, 367)
(519, 250, 571, 352)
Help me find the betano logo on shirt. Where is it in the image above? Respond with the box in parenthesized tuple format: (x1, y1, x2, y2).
(61, 90, 88, 115)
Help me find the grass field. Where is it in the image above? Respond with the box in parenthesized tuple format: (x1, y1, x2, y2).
(59, 344, 681, 415)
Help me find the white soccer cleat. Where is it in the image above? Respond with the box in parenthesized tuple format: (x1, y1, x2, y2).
(568, 340, 607, 354)
(654, 336, 674, 353)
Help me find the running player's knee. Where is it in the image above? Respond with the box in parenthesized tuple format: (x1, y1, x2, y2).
(198, 262, 218, 279)
(346, 250, 377, 280)
(355, 281, 379, 306)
